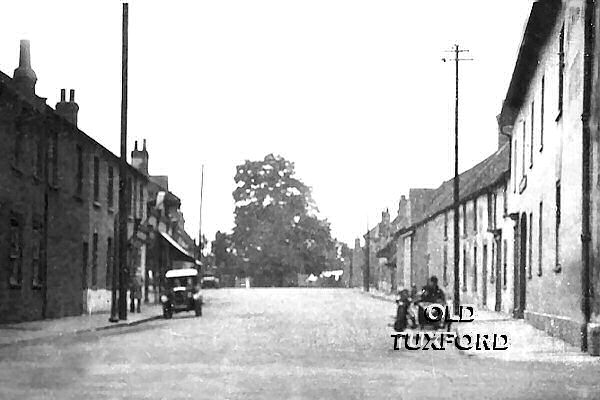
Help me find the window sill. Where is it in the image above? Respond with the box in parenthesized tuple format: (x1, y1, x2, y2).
(555, 109, 563, 122)
(49, 184, 59, 191)
(108, 207, 115, 214)
(553, 264, 562, 273)
(519, 176, 528, 194)
(93, 201, 101, 209)
(9, 278, 21, 290)
(73, 194, 84, 203)
(11, 164, 24, 177)
(33, 175, 42, 184)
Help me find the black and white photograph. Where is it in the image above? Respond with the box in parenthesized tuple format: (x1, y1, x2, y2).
(1, 0, 600, 399)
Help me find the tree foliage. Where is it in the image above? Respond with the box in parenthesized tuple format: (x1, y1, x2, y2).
(231, 154, 341, 286)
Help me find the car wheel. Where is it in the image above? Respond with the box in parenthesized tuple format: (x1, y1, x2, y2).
(163, 307, 172, 319)
(195, 304, 202, 317)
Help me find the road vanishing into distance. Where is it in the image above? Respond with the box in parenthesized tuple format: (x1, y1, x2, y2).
(1, 288, 599, 399)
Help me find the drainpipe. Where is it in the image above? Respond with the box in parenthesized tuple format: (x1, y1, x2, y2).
(581, 0, 594, 353)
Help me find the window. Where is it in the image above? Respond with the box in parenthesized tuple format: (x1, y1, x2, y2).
(538, 201, 543, 277)
(93, 157, 100, 203)
(13, 129, 23, 169)
(76, 145, 83, 197)
(48, 131, 58, 187)
(444, 212, 448, 239)
(530, 101, 534, 168)
(490, 242, 496, 284)
(106, 237, 113, 289)
(132, 178, 137, 218)
(558, 23, 565, 116)
(9, 215, 22, 288)
(91, 233, 98, 288)
(443, 245, 448, 286)
(32, 219, 43, 289)
(540, 75, 545, 150)
(513, 141, 517, 193)
(503, 184, 508, 216)
(555, 180, 561, 271)
(82, 242, 89, 289)
(139, 183, 144, 218)
(473, 244, 478, 292)
(462, 246, 468, 292)
(487, 193, 494, 230)
(521, 120, 526, 179)
(33, 136, 43, 179)
(528, 213, 533, 279)
(462, 203, 467, 235)
(107, 166, 114, 209)
(503, 239, 508, 289)
(473, 198, 478, 232)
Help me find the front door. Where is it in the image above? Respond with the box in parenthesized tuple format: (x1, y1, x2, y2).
(517, 213, 528, 318)
(482, 243, 488, 307)
(495, 236, 502, 312)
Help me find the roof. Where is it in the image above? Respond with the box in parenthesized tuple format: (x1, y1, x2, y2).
(499, 0, 561, 128)
(165, 268, 198, 278)
(0, 70, 148, 182)
(388, 143, 510, 244)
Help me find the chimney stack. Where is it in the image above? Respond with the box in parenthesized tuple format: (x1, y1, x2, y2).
(55, 88, 79, 126)
(13, 40, 38, 98)
(131, 138, 149, 176)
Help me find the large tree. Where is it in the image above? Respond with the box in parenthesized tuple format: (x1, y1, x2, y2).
(232, 154, 338, 286)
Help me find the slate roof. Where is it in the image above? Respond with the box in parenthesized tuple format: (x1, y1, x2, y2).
(377, 143, 510, 257)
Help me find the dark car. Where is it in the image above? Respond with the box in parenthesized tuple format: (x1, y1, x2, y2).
(201, 275, 220, 289)
(160, 268, 203, 319)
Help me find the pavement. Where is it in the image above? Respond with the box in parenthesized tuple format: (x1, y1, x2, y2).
(0, 304, 163, 347)
(364, 287, 598, 363)
(1, 288, 600, 399)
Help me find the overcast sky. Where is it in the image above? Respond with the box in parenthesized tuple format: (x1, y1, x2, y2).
(0, 0, 534, 247)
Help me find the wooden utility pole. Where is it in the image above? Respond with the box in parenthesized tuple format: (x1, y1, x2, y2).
(364, 225, 370, 292)
(198, 164, 204, 261)
(117, 2, 129, 320)
(443, 44, 472, 315)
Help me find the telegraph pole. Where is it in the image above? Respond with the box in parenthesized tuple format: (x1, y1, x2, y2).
(198, 164, 204, 261)
(443, 44, 472, 315)
(364, 222, 370, 292)
(117, 1, 129, 320)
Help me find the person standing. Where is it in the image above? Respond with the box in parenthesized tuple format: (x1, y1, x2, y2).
(130, 272, 143, 313)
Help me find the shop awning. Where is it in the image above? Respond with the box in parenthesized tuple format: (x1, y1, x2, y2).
(159, 231, 201, 265)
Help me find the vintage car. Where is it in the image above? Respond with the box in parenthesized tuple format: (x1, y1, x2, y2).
(201, 275, 220, 289)
(161, 268, 203, 319)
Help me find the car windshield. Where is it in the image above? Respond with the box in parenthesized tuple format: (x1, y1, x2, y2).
(168, 276, 196, 288)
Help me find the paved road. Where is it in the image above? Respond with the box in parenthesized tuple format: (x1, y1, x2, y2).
(0, 288, 599, 399)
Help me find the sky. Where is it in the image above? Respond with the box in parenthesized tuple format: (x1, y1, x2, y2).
(0, 0, 534, 247)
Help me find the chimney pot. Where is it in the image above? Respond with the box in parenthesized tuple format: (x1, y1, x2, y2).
(134, 140, 138, 151)
(60, 89, 66, 102)
(19, 40, 31, 68)
(143, 139, 147, 151)
(69, 89, 75, 102)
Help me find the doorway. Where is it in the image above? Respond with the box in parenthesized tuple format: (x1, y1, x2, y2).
(482, 243, 488, 307)
(495, 236, 502, 312)
(514, 213, 527, 319)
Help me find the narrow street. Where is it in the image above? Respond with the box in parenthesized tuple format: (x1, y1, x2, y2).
(0, 289, 599, 399)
